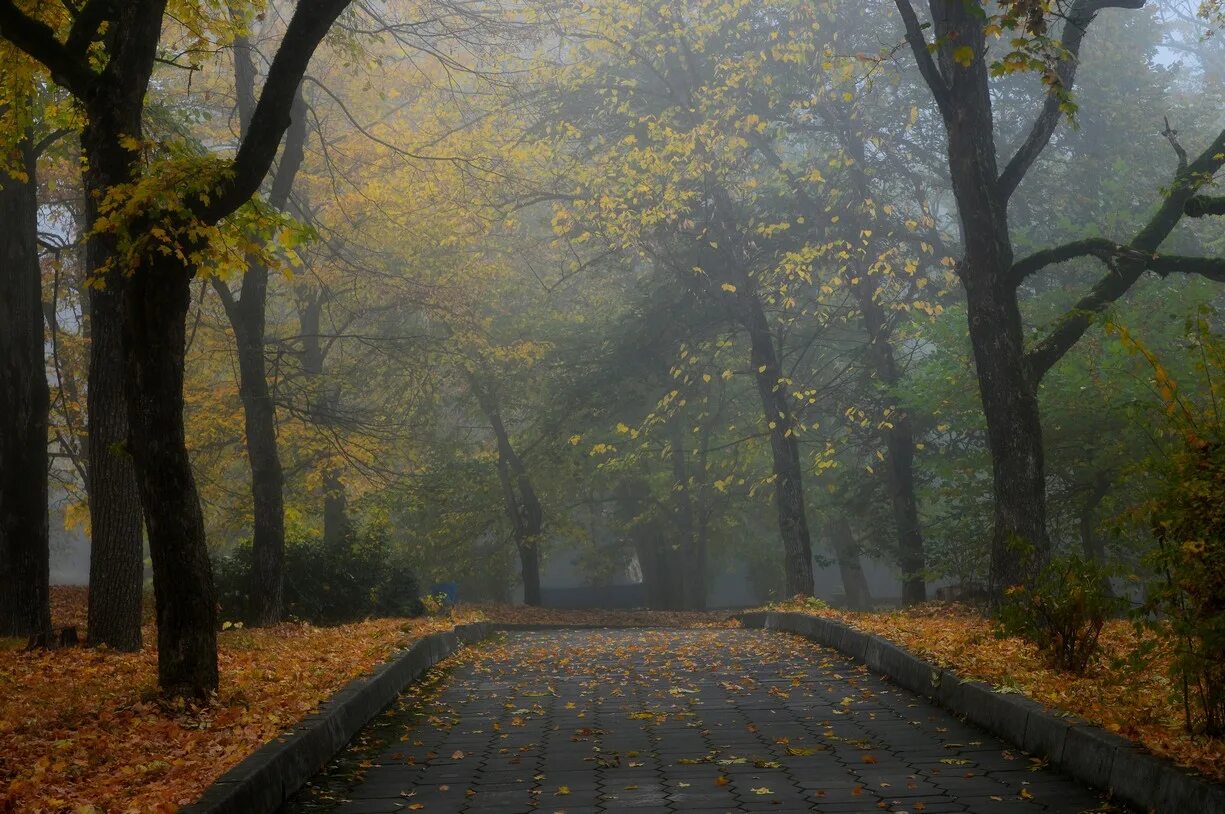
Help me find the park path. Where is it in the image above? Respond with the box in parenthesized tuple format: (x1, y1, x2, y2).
(283, 629, 1119, 814)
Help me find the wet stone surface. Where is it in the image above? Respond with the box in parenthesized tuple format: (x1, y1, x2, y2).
(281, 629, 1123, 814)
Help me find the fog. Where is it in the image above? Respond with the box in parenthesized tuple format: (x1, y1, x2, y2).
(5, 0, 1225, 640)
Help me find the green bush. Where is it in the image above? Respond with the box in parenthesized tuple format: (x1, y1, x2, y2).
(1145, 437, 1225, 736)
(214, 523, 424, 625)
(997, 555, 1124, 674)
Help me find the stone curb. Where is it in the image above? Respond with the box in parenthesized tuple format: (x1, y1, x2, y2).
(180, 620, 494, 814)
(492, 622, 715, 631)
(736, 610, 1225, 814)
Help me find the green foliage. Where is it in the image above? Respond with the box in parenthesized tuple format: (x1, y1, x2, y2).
(1129, 314, 1225, 735)
(1145, 437, 1225, 735)
(214, 523, 423, 625)
(998, 555, 1124, 674)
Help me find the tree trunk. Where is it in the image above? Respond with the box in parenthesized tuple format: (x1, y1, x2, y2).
(124, 254, 218, 699)
(234, 311, 285, 623)
(669, 422, 705, 610)
(297, 290, 350, 551)
(963, 272, 1049, 593)
(828, 518, 871, 611)
(81, 103, 146, 653)
(0, 137, 52, 640)
(853, 276, 926, 604)
(216, 74, 305, 626)
(932, 4, 1050, 594)
(741, 292, 815, 597)
(322, 469, 350, 550)
(467, 373, 544, 607)
(1079, 473, 1110, 565)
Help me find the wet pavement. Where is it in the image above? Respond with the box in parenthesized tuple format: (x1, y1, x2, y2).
(282, 628, 1120, 813)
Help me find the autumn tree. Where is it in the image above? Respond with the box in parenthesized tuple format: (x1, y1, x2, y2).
(0, 0, 352, 697)
(0, 81, 51, 640)
(891, 0, 1225, 594)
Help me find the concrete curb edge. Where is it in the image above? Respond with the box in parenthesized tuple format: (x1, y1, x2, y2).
(736, 610, 1225, 814)
(180, 620, 494, 814)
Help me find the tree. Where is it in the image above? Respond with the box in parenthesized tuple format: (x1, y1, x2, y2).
(0, 120, 51, 641)
(891, 0, 1225, 593)
(0, 0, 352, 697)
(208, 28, 307, 626)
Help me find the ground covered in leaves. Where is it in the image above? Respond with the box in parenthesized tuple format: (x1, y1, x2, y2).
(287, 629, 1114, 813)
(766, 600, 1225, 784)
(468, 603, 736, 629)
(0, 588, 481, 813)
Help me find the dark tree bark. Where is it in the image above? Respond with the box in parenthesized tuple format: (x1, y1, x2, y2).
(0, 136, 52, 640)
(124, 251, 218, 698)
(467, 373, 544, 607)
(892, 0, 1154, 596)
(81, 64, 146, 653)
(212, 44, 307, 625)
(0, 0, 353, 697)
(828, 518, 871, 611)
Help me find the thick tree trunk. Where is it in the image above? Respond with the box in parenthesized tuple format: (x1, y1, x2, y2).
(930, 4, 1050, 594)
(963, 272, 1049, 593)
(0, 137, 52, 640)
(615, 476, 671, 610)
(81, 107, 145, 653)
(741, 293, 815, 597)
(124, 257, 218, 698)
(828, 517, 871, 611)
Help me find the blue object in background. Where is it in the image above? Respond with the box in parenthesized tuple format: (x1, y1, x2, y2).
(431, 582, 458, 606)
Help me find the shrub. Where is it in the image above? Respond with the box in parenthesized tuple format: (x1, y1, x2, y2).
(998, 555, 1124, 674)
(1145, 437, 1225, 736)
(214, 523, 423, 625)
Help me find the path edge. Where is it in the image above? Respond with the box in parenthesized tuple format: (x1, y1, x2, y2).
(179, 620, 494, 814)
(736, 610, 1225, 814)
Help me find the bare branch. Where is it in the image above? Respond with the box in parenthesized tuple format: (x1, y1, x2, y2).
(1162, 116, 1188, 172)
(998, 0, 1146, 200)
(198, 0, 352, 224)
(1186, 195, 1225, 217)
(891, 0, 952, 120)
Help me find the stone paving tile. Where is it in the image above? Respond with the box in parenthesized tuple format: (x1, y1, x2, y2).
(282, 629, 1128, 813)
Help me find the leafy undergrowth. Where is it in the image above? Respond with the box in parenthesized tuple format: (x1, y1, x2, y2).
(0, 591, 482, 813)
(764, 599, 1225, 783)
(466, 602, 737, 628)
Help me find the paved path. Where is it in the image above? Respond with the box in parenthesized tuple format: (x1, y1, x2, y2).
(283, 629, 1119, 814)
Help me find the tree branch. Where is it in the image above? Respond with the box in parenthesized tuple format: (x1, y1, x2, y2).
(892, 0, 951, 120)
(998, 0, 1145, 200)
(1012, 237, 1132, 283)
(198, 0, 351, 224)
(1027, 126, 1225, 379)
(1146, 254, 1225, 282)
(1186, 195, 1225, 218)
(63, 0, 112, 56)
(0, 0, 97, 94)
